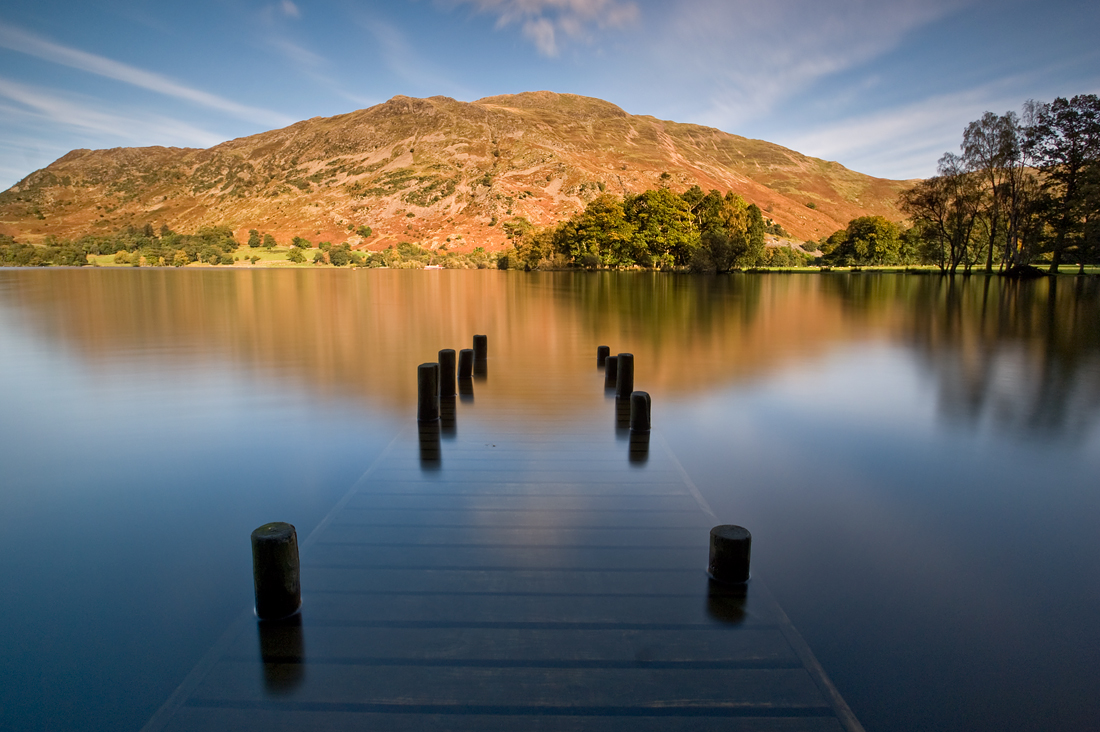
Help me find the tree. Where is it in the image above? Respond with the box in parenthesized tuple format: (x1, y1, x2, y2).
(1025, 94, 1100, 272)
(623, 188, 697, 266)
(356, 225, 373, 239)
(248, 229, 262, 248)
(962, 112, 1018, 272)
(900, 153, 982, 273)
(287, 248, 306, 263)
(291, 236, 312, 249)
(262, 233, 276, 249)
(744, 204, 766, 267)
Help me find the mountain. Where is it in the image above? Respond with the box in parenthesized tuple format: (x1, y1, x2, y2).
(0, 91, 915, 249)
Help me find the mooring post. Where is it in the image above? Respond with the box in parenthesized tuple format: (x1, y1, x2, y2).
(708, 525, 751, 584)
(251, 522, 301, 620)
(417, 362, 440, 421)
(458, 348, 474, 380)
(629, 390, 651, 432)
(438, 349, 456, 397)
(604, 355, 618, 388)
(473, 334, 488, 361)
(597, 345, 610, 367)
(616, 353, 634, 400)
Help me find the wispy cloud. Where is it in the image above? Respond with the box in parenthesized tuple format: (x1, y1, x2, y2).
(0, 21, 293, 127)
(356, 16, 471, 98)
(662, 0, 973, 128)
(280, 1, 301, 19)
(778, 71, 1100, 179)
(447, 0, 639, 56)
(0, 76, 224, 148)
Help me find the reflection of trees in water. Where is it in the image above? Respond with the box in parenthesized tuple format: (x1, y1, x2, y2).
(564, 271, 763, 345)
(910, 275, 1100, 439)
(817, 272, 1100, 438)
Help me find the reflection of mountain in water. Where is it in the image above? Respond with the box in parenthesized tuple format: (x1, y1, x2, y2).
(823, 273, 1100, 440)
(2, 270, 1098, 437)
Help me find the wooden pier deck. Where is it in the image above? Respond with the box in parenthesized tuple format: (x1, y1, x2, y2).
(143, 372, 863, 732)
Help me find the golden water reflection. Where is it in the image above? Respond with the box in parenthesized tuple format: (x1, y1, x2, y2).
(2, 269, 1098, 436)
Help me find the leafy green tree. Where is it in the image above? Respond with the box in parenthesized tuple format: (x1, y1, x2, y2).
(263, 234, 276, 248)
(356, 225, 373, 238)
(743, 204, 766, 267)
(287, 248, 306, 263)
(291, 236, 312, 249)
(553, 194, 635, 267)
(1025, 94, 1100, 272)
(623, 188, 697, 266)
(248, 229, 262, 248)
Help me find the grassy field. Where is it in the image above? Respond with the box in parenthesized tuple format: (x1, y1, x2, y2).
(80, 249, 1100, 276)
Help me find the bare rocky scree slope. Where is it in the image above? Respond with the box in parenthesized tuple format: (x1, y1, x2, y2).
(0, 92, 914, 249)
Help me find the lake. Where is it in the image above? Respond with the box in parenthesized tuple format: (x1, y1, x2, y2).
(1, 268, 1098, 731)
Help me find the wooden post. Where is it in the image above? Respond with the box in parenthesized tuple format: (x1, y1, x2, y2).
(615, 352, 634, 400)
(438, 349, 456, 397)
(708, 525, 751, 584)
(629, 390, 651, 432)
(251, 522, 301, 620)
(597, 345, 610, 367)
(604, 355, 618, 388)
(473, 334, 488, 361)
(458, 348, 474, 379)
(417, 362, 440, 421)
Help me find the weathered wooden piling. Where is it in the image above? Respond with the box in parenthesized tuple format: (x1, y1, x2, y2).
(630, 390, 651, 432)
(708, 525, 752, 584)
(473, 334, 488, 361)
(615, 353, 634, 399)
(251, 522, 301, 620)
(458, 349, 474, 379)
(438, 349, 456, 397)
(597, 345, 610, 367)
(604, 355, 618, 388)
(417, 362, 440, 422)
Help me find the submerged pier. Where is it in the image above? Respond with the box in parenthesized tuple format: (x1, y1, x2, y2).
(143, 354, 862, 732)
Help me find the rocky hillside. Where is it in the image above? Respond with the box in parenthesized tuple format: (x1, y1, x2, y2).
(0, 92, 915, 250)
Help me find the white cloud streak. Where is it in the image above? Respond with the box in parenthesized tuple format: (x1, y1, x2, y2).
(357, 17, 472, 98)
(448, 0, 639, 56)
(0, 76, 224, 148)
(0, 22, 293, 127)
(661, 0, 974, 128)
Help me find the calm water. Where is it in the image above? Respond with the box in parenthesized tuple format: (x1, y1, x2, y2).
(1, 269, 1098, 731)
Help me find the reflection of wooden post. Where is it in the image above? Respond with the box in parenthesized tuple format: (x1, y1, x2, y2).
(615, 353, 634, 400)
(708, 525, 751, 584)
(597, 345, 610, 367)
(438, 349, 456, 397)
(604, 355, 618, 388)
(417, 363, 440, 422)
(458, 349, 474, 379)
(629, 391, 651, 432)
(473, 334, 488, 361)
(251, 522, 301, 620)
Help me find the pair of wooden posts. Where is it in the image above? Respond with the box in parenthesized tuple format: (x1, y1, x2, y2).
(597, 346, 650, 432)
(418, 334, 486, 422)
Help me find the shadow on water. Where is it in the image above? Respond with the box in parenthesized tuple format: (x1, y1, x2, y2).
(627, 430, 650, 465)
(458, 377, 474, 403)
(440, 395, 457, 438)
(705, 579, 748, 625)
(257, 613, 305, 695)
(417, 420, 442, 470)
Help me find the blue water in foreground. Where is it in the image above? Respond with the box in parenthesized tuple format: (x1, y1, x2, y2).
(1, 269, 1098, 731)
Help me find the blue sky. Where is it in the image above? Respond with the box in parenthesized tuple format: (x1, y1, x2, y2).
(0, 0, 1097, 190)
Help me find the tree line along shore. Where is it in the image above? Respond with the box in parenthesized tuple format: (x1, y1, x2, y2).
(3, 94, 1097, 275)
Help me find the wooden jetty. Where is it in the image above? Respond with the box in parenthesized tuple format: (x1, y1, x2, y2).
(143, 374, 863, 732)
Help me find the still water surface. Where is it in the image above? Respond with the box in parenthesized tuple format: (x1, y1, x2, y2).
(1, 269, 1098, 731)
